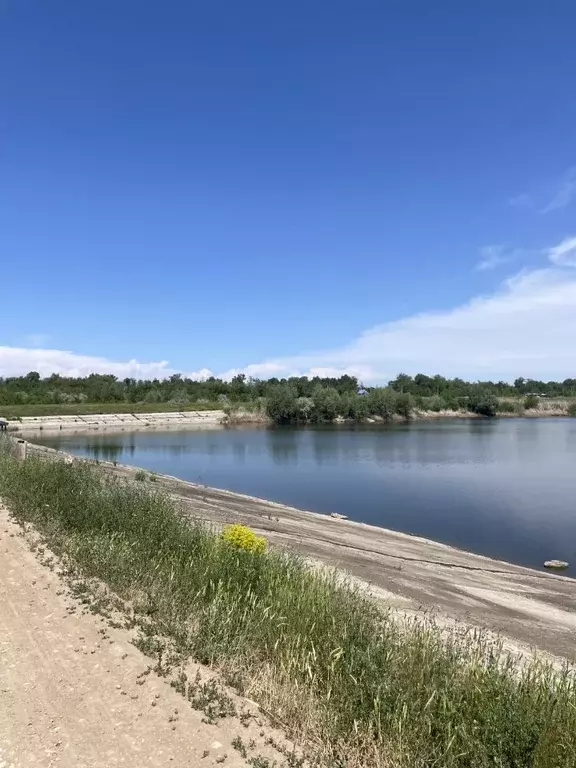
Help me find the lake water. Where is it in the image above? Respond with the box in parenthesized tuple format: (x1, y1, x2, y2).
(35, 419, 576, 574)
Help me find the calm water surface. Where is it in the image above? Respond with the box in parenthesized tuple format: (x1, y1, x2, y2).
(36, 419, 576, 574)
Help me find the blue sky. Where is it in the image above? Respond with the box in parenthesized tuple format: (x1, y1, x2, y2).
(2, 1, 576, 381)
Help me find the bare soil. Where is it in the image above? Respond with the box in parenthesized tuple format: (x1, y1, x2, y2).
(0, 507, 292, 768)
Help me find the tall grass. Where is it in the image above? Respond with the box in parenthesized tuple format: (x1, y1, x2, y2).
(1, 443, 575, 767)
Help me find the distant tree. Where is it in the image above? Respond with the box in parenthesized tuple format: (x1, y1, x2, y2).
(341, 392, 370, 421)
(390, 373, 414, 393)
(229, 373, 248, 401)
(312, 387, 342, 422)
(265, 385, 299, 424)
(144, 388, 162, 403)
(368, 388, 397, 420)
(395, 392, 413, 419)
(297, 397, 315, 422)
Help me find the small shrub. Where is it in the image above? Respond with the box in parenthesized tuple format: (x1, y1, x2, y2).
(395, 392, 413, 419)
(135, 470, 146, 482)
(568, 402, 576, 417)
(221, 524, 267, 554)
(524, 394, 539, 410)
(231, 735, 248, 758)
(423, 395, 447, 413)
(468, 390, 499, 418)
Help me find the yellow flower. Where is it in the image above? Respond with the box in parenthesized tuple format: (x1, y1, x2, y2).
(221, 524, 267, 554)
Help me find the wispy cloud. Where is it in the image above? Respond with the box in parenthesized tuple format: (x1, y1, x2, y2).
(476, 245, 520, 271)
(4, 238, 576, 384)
(540, 167, 576, 213)
(510, 167, 576, 214)
(547, 235, 576, 267)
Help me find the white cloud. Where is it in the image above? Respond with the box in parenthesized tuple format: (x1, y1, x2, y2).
(219, 257, 576, 383)
(547, 235, 576, 267)
(4, 239, 576, 384)
(0, 346, 212, 381)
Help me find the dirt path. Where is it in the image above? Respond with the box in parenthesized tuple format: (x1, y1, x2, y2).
(0, 508, 283, 768)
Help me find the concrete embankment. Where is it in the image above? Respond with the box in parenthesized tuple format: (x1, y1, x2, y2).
(24, 441, 576, 662)
(7, 410, 226, 434)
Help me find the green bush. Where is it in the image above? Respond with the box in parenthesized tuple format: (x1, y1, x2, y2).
(568, 402, 576, 417)
(311, 386, 341, 422)
(468, 390, 499, 418)
(296, 397, 314, 422)
(422, 395, 448, 412)
(395, 392, 413, 419)
(265, 385, 299, 424)
(340, 393, 370, 421)
(524, 394, 539, 410)
(368, 388, 397, 420)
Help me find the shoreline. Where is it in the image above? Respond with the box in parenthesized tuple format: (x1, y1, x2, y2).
(6, 406, 574, 435)
(24, 440, 576, 661)
(6, 409, 226, 434)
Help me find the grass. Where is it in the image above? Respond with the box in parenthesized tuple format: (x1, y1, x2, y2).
(1, 442, 575, 767)
(0, 402, 222, 419)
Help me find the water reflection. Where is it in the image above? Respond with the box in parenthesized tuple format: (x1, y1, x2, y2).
(36, 419, 576, 574)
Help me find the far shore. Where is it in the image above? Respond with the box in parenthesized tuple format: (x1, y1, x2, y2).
(5, 409, 226, 435)
(21, 439, 576, 661)
(5, 403, 575, 435)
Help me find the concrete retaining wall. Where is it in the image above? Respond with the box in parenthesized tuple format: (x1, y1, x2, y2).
(7, 410, 226, 433)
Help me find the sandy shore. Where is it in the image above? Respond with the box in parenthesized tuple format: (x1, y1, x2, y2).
(23, 441, 576, 662)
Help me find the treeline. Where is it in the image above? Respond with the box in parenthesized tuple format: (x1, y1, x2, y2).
(262, 383, 506, 423)
(3, 370, 572, 423)
(0, 371, 360, 406)
(3, 370, 576, 408)
(388, 373, 576, 400)
(2, 370, 575, 410)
